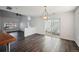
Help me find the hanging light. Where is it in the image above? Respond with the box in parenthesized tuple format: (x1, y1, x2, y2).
(42, 6, 48, 20)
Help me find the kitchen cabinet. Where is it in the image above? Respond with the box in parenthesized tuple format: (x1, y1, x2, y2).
(24, 27, 36, 37)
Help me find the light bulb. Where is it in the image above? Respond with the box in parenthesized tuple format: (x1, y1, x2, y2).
(43, 16, 48, 20)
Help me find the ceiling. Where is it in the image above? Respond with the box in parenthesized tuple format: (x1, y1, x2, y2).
(0, 6, 77, 16)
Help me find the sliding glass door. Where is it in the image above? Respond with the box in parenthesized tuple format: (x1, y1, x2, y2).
(44, 15, 60, 37)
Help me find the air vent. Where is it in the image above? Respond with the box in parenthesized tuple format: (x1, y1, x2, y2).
(6, 6, 12, 10)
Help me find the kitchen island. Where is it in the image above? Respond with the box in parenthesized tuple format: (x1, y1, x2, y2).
(0, 33, 16, 52)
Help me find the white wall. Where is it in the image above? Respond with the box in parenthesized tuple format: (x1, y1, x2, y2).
(59, 11, 74, 40)
(30, 17, 45, 34)
(74, 7, 79, 46)
(31, 11, 74, 40)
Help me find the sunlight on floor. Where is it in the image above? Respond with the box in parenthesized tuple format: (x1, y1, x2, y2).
(42, 35, 63, 52)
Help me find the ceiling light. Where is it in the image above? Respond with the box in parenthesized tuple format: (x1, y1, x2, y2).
(42, 6, 48, 20)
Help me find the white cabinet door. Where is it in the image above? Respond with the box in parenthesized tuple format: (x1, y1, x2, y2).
(24, 27, 36, 37)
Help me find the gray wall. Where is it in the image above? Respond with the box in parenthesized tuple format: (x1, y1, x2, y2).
(20, 16, 34, 31)
(0, 10, 28, 32)
(0, 16, 2, 32)
(0, 11, 3, 32)
(19, 16, 28, 31)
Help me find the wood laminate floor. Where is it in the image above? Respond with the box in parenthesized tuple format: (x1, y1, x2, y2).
(0, 31, 79, 52)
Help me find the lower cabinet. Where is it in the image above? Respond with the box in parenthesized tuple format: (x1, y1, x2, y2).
(24, 27, 36, 37)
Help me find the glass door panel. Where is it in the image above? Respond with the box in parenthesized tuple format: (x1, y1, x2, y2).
(44, 16, 60, 37)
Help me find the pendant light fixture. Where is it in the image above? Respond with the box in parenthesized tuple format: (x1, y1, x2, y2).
(42, 6, 48, 20)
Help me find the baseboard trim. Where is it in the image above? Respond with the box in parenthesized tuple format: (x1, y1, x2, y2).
(60, 38, 74, 41)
